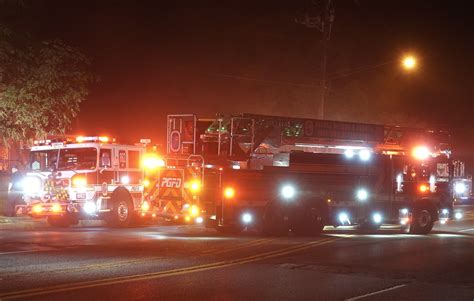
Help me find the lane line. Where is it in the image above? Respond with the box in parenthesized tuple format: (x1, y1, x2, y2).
(344, 284, 408, 301)
(204, 238, 277, 255)
(2, 238, 276, 278)
(0, 236, 344, 300)
(201, 237, 272, 254)
(458, 228, 474, 232)
(0, 249, 54, 256)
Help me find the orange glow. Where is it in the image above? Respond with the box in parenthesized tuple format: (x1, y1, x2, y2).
(32, 204, 43, 214)
(184, 215, 191, 222)
(76, 136, 85, 143)
(189, 180, 201, 193)
(141, 201, 150, 212)
(99, 136, 109, 143)
(143, 179, 150, 187)
(412, 146, 430, 160)
(51, 203, 62, 213)
(72, 176, 87, 188)
(419, 184, 429, 193)
(142, 154, 165, 170)
(224, 187, 235, 199)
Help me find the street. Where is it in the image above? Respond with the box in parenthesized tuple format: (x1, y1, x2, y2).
(0, 208, 473, 301)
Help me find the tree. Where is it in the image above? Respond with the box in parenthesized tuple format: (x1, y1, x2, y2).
(0, 24, 94, 144)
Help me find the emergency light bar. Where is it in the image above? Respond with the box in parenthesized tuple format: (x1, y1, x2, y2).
(76, 136, 114, 143)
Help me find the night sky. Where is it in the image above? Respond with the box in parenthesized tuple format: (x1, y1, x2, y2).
(5, 0, 474, 147)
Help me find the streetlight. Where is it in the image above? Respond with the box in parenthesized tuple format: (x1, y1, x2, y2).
(401, 55, 417, 71)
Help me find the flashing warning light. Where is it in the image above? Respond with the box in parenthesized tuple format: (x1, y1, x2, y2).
(72, 176, 87, 188)
(76, 136, 111, 143)
(51, 203, 62, 213)
(189, 180, 201, 193)
(356, 189, 369, 201)
(281, 185, 296, 199)
(412, 146, 431, 160)
(372, 212, 383, 224)
(241, 212, 253, 224)
(143, 179, 150, 187)
(344, 149, 355, 159)
(32, 204, 43, 214)
(358, 149, 371, 161)
(454, 182, 467, 195)
(338, 212, 350, 225)
(121, 176, 130, 184)
(143, 154, 165, 170)
(141, 201, 150, 212)
(190, 205, 200, 217)
(224, 187, 235, 199)
(419, 184, 429, 193)
(184, 216, 191, 222)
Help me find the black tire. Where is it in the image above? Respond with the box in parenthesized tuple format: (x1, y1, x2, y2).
(409, 207, 434, 234)
(47, 215, 71, 228)
(262, 204, 289, 236)
(293, 205, 326, 236)
(358, 222, 381, 232)
(106, 190, 134, 228)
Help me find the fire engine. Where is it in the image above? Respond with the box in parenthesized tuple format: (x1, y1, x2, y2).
(146, 114, 469, 234)
(17, 136, 149, 227)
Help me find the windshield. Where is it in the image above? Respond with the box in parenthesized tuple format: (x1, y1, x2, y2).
(29, 148, 98, 171)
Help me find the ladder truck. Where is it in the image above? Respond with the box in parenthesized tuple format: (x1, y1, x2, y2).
(146, 114, 468, 234)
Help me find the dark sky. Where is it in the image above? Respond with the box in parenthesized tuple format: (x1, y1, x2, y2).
(6, 0, 474, 146)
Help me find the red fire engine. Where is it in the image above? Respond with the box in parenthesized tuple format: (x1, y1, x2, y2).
(145, 114, 468, 234)
(18, 136, 149, 227)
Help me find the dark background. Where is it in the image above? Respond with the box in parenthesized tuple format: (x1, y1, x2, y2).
(3, 0, 474, 165)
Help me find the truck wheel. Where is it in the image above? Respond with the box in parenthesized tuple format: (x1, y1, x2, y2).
(409, 207, 434, 234)
(294, 206, 325, 236)
(262, 204, 288, 236)
(359, 222, 381, 232)
(47, 216, 71, 228)
(106, 190, 133, 228)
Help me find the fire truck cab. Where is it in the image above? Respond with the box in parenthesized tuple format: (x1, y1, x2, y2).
(18, 136, 147, 227)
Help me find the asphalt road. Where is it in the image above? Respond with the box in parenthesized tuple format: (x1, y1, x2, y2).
(0, 210, 473, 301)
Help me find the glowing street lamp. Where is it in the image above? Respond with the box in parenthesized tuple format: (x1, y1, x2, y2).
(402, 55, 417, 71)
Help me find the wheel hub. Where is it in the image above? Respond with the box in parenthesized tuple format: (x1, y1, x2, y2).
(117, 201, 129, 222)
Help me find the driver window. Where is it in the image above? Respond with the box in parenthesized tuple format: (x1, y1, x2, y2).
(100, 149, 112, 168)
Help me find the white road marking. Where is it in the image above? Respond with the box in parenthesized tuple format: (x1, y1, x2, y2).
(458, 228, 474, 232)
(0, 249, 54, 256)
(345, 284, 408, 301)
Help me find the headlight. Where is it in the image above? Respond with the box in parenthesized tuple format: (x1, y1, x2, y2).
(83, 201, 97, 215)
(454, 182, 467, 195)
(241, 212, 253, 224)
(356, 188, 369, 201)
(358, 149, 371, 161)
(23, 176, 42, 195)
(372, 212, 383, 224)
(281, 185, 296, 199)
(338, 212, 350, 225)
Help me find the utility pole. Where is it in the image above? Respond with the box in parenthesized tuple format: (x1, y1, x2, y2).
(297, 0, 335, 119)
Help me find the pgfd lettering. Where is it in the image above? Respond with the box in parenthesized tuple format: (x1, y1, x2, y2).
(161, 178, 182, 188)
